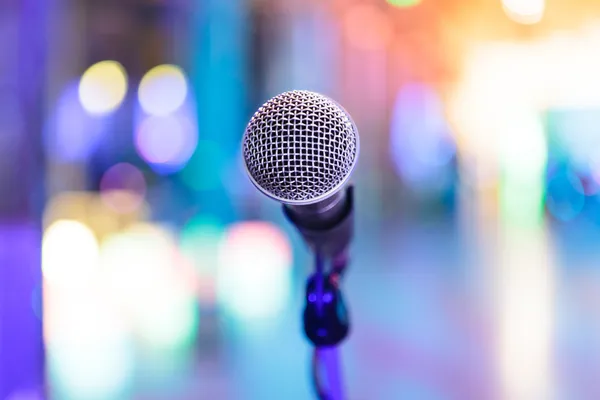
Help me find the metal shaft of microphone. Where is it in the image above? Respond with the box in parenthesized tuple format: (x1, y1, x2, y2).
(283, 186, 354, 260)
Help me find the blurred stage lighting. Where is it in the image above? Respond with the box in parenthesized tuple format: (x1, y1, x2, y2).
(49, 342, 134, 400)
(135, 114, 198, 174)
(46, 301, 134, 400)
(344, 4, 393, 51)
(390, 83, 455, 193)
(46, 82, 107, 162)
(100, 163, 146, 214)
(546, 170, 585, 222)
(180, 140, 224, 191)
(136, 289, 199, 352)
(78, 61, 128, 115)
(138, 64, 188, 116)
(180, 215, 224, 303)
(387, 0, 421, 7)
(502, 0, 545, 25)
(101, 224, 198, 350)
(4, 390, 43, 400)
(217, 222, 292, 321)
(42, 220, 99, 289)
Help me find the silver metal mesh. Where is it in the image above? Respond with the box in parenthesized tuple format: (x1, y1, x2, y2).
(243, 90, 359, 204)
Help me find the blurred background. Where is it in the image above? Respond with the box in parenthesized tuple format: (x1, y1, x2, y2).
(3, 0, 600, 398)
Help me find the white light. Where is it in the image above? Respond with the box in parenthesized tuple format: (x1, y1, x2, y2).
(100, 224, 198, 350)
(45, 287, 134, 400)
(502, 0, 545, 25)
(499, 112, 547, 182)
(498, 233, 555, 400)
(100, 224, 176, 299)
(217, 222, 292, 321)
(78, 61, 128, 115)
(48, 339, 134, 400)
(138, 65, 188, 116)
(42, 220, 99, 288)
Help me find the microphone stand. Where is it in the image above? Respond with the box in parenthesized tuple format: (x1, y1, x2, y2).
(283, 187, 354, 400)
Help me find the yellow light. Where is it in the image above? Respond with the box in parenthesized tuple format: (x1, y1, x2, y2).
(78, 61, 128, 115)
(502, 0, 545, 25)
(42, 220, 99, 288)
(138, 64, 188, 116)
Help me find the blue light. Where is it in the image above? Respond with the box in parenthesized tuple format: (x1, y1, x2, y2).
(546, 170, 585, 222)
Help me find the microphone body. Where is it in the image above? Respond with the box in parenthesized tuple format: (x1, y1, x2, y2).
(242, 90, 359, 256)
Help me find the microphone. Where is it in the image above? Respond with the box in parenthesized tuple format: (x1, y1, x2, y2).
(242, 90, 360, 258)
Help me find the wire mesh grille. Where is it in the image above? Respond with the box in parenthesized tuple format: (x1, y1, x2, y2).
(243, 90, 358, 203)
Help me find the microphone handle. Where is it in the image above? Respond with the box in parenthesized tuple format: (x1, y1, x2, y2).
(283, 186, 354, 259)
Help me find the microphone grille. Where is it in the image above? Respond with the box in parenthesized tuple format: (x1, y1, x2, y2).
(243, 90, 359, 204)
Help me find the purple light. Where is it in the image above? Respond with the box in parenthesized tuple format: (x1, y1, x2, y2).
(99, 163, 147, 214)
(134, 114, 197, 174)
(390, 83, 455, 191)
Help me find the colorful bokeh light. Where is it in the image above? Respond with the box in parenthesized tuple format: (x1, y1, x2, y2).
(546, 171, 585, 222)
(390, 83, 455, 192)
(46, 82, 107, 161)
(78, 61, 128, 115)
(502, 0, 545, 25)
(344, 4, 393, 51)
(135, 114, 198, 173)
(217, 221, 292, 321)
(138, 64, 188, 116)
(179, 215, 224, 303)
(179, 140, 224, 191)
(100, 163, 146, 214)
(42, 220, 99, 288)
(100, 224, 198, 350)
(387, 0, 421, 7)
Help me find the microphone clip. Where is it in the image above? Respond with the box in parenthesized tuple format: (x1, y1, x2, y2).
(282, 186, 354, 348)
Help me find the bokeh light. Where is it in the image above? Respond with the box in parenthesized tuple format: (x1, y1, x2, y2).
(179, 215, 224, 303)
(502, 0, 545, 25)
(42, 220, 99, 288)
(100, 163, 146, 214)
(344, 4, 393, 51)
(78, 61, 128, 115)
(5, 390, 43, 400)
(546, 171, 585, 222)
(46, 82, 107, 161)
(179, 140, 225, 191)
(138, 64, 188, 116)
(387, 0, 421, 7)
(100, 224, 198, 350)
(136, 290, 199, 351)
(46, 298, 134, 400)
(217, 222, 292, 321)
(390, 83, 455, 193)
(135, 114, 198, 173)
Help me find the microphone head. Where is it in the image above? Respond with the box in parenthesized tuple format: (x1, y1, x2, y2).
(242, 90, 359, 205)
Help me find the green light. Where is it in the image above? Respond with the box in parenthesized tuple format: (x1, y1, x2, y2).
(500, 177, 545, 228)
(137, 294, 199, 352)
(387, 0, 421, 7)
